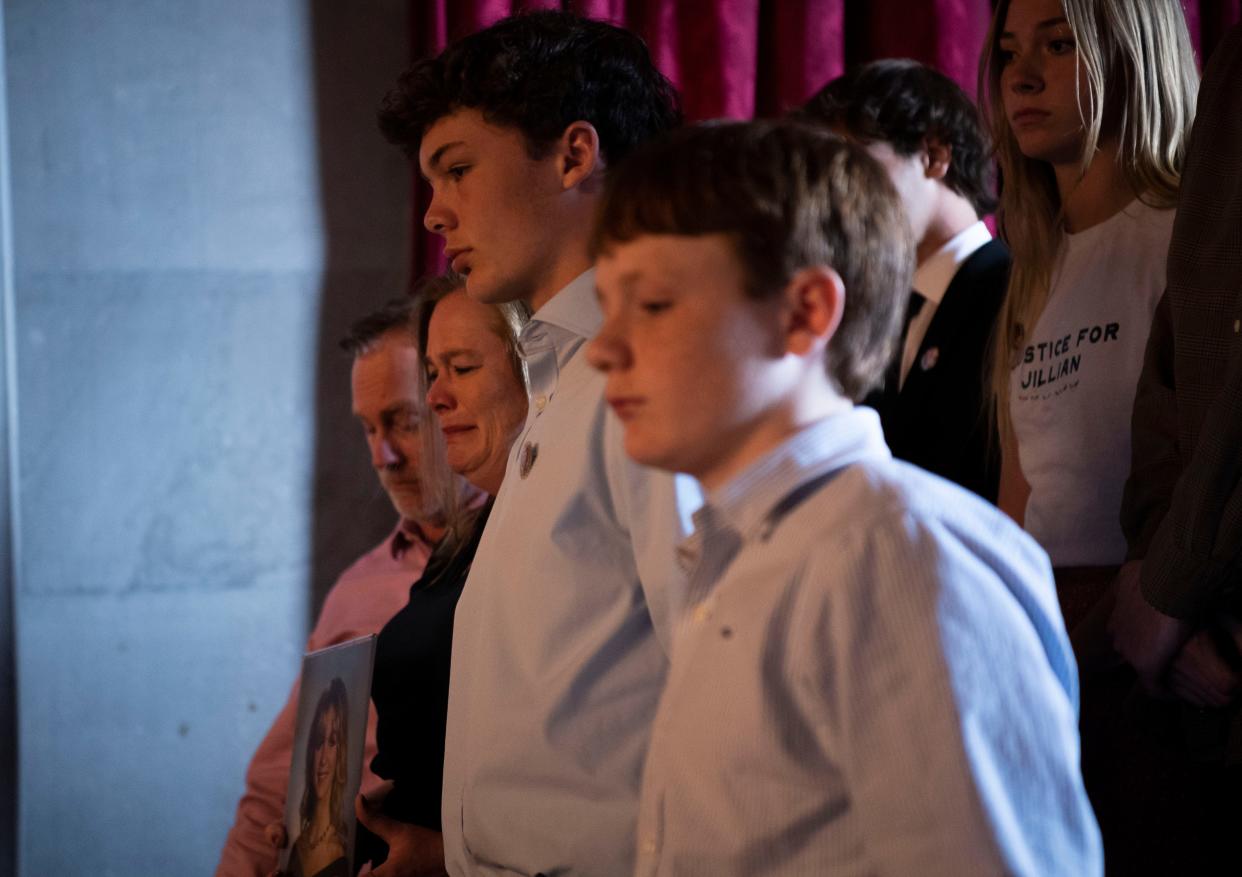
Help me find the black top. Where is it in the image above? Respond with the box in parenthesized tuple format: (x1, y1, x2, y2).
(288, 847, 348, 877)
(368, 502, 491, 830)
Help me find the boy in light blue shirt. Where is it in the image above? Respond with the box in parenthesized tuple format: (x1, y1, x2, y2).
(587, 120, 1101, 876)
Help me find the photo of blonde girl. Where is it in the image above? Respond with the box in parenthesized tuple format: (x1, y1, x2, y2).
(287, 678, 350, 877)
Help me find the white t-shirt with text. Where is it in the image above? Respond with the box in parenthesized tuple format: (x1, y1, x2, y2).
(1010, 200, 1173, 567)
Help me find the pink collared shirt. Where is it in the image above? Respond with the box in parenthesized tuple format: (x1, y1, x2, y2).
(215, 522, 433, 877)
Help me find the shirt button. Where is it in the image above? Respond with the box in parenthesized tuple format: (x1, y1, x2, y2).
(692, 604, 711, 624)
(641, 838, 657, 855)
(535, 394, 549, 411)
(1234, 319, 1240, 334)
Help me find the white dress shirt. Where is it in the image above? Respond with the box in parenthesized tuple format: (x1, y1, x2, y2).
(901, 220, 993, 387)
(441, 270, 700, 876)
(636, 408, 1102, 876)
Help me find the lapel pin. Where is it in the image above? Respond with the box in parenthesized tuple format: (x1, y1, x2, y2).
(920, 347, 940, 372)
(519, 441, 539, 479)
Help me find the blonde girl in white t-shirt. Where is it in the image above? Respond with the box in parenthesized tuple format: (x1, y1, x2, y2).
(980, 0, 1197, 607)
(979, 2, 1199, 872)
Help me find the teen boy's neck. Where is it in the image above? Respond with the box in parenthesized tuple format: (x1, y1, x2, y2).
(527, 242, 595, 313)
(916, 190, 980, 267)
(696, 391, 852, 493)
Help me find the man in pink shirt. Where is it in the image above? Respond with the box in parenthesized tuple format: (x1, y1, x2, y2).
(215, 297, 468, 877)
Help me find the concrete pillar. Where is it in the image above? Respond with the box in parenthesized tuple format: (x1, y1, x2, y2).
(1, 3, 19, 871)
(5, 1, 409, 872)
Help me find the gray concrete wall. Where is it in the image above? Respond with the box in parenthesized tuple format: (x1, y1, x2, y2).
(1, 4, 19, 871)
(5, 1, 410, 873)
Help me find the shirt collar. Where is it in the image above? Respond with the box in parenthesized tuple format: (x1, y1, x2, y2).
(703, 407, 891, 543)
(912, 220, 991, 306)
(525, 269, 600, 342)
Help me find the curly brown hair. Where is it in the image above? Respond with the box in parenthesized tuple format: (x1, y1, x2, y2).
(378, 11, 681, 167)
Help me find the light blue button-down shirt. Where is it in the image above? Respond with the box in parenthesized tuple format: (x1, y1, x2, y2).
(441, 270, 700, 876)
(637, 408, 1102, 876)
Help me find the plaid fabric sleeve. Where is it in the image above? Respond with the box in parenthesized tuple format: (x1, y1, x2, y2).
(1122, 291, 1181, 561)
(1141, 332, 1242, 618)
(1134, 24, 1242, 618)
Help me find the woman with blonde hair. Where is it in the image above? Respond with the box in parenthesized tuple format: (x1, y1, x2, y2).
(266, 275, 527, 876)
(982, 0, 1196, 627)
(352, 275, 530, 876)
(980, 1, 1199, 871)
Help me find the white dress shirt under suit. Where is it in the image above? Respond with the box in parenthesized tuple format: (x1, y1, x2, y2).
(441, 270, 699, 876)
(901, 220, 993, 387)
(636, 408, 1102, 876)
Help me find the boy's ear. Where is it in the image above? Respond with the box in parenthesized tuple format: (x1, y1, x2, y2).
(783, 266, 845, 358)
(557, 120, 603, 192)
(923, 137, 952, 182)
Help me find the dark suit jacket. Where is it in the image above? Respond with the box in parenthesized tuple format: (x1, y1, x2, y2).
(866, 238, 1010, 503)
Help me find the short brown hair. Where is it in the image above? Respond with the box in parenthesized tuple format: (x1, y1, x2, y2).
(592, 120, 913, 401)
(339, 296, 420, 358)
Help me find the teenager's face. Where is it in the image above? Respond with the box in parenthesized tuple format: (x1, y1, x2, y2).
(588, 234, 787, 486)
(420, 109, 566, 308)
(998, 0, 1090, 166)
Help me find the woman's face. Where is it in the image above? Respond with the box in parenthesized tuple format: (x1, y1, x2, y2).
(313, 705, 341, 800)
(425, 290, 528, 495)
(997, 0, 1091, 166)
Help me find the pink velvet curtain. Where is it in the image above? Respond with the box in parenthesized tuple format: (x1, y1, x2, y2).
(405, 0, 1242, 277)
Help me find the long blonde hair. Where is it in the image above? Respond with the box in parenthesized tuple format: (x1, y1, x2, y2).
(979, 0, 1198, 437)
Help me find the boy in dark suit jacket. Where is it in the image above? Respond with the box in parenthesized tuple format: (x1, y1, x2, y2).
(798, 59, 1008, 501)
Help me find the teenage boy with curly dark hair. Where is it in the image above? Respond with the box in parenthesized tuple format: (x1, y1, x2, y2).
(375, 12, 694, 876)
